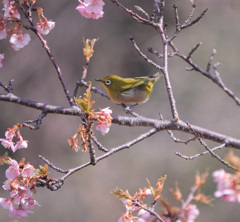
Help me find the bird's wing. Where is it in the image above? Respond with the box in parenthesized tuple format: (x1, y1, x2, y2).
(120, 77, 147, 92)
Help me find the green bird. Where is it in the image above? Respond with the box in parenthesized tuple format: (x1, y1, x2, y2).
(96, 72, 162, 106)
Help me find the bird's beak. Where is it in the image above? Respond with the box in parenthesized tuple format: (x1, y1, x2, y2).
(95, 79, 103, 82)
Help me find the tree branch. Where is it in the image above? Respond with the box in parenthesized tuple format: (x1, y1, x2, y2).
(15, 0, 75, 107)
(1, 93, 240, 150)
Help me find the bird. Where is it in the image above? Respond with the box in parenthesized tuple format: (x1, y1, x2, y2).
(96, 72, 162, 107)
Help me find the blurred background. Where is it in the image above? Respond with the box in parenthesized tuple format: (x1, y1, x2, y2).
(1, 0, 240, 221)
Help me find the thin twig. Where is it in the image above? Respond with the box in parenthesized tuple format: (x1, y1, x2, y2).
(86, 118, 96, 165)
(181, 184, 198, 210)
(173, 4, 180, 33)
(186, 122, 239, 171)
(41, 128, 158, 189)
(121, 103, 140, 117)
(91, 136, 108, 152)
(169, 4, 207, 41)
(206, 49, 217, 72)
(181, 3, 196, 28)
(134, 5, 150, 20)
(77, 80, 110, 99)
(133, 200, 164, 222)
(148, 47, 176, 58)
(60, 128, 158, 181)
(176, 143, 226, 160)
(23, 111, 47, 130)
(130, 34, 179, 120)
(110, 0, 158, 28)
(159, 114, 195, 144)
(161, 42, 179, 121)
(153, 0, 162, 23)
(81, 61, 89, 81)
(129, 36, 163, 71)
(39, 155, 68, 173)
(0, 80, 14, 93)
(182, 8, 208, 30)
(167, 130, 196, 144)
(169, 41, 240, 106)
(186, 42, 202, 60)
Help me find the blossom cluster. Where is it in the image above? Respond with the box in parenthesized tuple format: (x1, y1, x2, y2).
(68, 106, 112, 152)
(76, 0, 105, 19)
(212, 150, 240, 203)
(0, 158, 39, 218)
(114, 173, 211, 222)
(0, 124, 28, 153)
(114, 177, 167, 222)
(213, 169, 240, 203)
(0, 0, 55, 67)
(69, 77, 112, 152)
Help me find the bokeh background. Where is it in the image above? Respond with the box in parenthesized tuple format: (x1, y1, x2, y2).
(1, 0, 240, 221)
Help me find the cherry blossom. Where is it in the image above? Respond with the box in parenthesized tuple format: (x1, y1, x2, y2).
(180, 204, 199, 222)
(96, 107, 112, 135)
(0, 138, 14, 150)
(9, 32, 31, 51)
(76, 0, 105, 19)
(5, 159, 20, 179)
(0, 125, 28, 153)
(213, 169, 240, 203)
(0, 159, 39, 218)
(12, 140, 28, 152)
(36, 20, 55, 35)
(2, 0, 20, 19)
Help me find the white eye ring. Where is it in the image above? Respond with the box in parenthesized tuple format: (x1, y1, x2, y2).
(105, 80, 111, 85)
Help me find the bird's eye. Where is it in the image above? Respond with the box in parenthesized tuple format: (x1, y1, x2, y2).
(105, 80, 111, 85)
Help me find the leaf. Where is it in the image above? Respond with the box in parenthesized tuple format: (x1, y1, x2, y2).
(75, 82, 96, 115)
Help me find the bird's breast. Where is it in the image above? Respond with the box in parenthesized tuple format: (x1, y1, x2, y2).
(111, 87, 149, 104)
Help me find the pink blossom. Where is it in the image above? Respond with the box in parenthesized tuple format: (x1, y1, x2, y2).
(213, 169, 225, 183)
(180, 204, 199, 222)
(118, 216, 127, 222)
(137, 209, 151, 219)
(12, 140, 28, 152)
(96, 123, 110, 135)
(144, 188, 152, 196)
(76, 0, 105, 19)
(96, 107, 112, 135)
(22, 197, 40, 210)
(2, 179, 12, 191)
(76, 4, 92, 19)
(21, 163, 35, 177)
(3, 0, 20, 19)
(9, 33, 31, 51)
(0, 138, 14, 150)
(0, 139, 28, 153)
(36, 20, 55, 35)
(84, 0, 105, 13)
(213, 169, 240, 203)
(1, 159, 39, 218)
(0, 198, 16, 216)
(1, 126, 29, 152)
(5, 128, 15, 140)
(14, 208, 29, 218)
(5, 159, 20, 179)
(14, 186, 32, 200)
